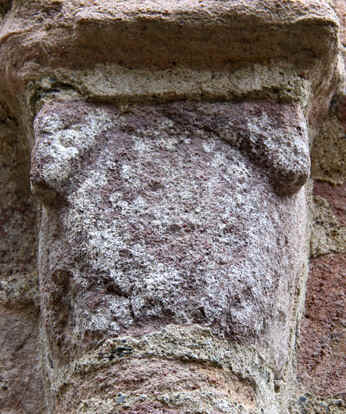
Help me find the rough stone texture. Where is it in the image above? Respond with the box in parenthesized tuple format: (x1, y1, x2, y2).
(334, 0, 345, 60)
(310, 0, 345, 186)
(0, 1, 344, 413)
(0, 102, 44, 412)
(314, 181, 346, 226)
(297, 0, 346, 402)
(298, 254, 345, 398)
(296, 1, 346, 409)
(310, 194, 346, 258)
(50, 325, 277, 413)
(30, 99, 310, 413)
(0, 0, 340, 115)
(297, 180, 346, 412)
(310, 114, 345, 185)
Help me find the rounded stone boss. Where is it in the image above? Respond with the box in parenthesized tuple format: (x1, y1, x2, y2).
(0, 1, 342, 413)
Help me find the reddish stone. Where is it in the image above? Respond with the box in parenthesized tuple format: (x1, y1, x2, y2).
(334, 93, 346, 130)
(313, 181, 346, 225)
(298, 253, 346, 398)
(334, 0, 346, 47)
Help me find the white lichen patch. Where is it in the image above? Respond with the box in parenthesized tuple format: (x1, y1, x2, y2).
(35, 102, 308, 411)
(32, 105, 113, 190)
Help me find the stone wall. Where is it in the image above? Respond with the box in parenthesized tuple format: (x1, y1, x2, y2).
(296, 2, 345, 411)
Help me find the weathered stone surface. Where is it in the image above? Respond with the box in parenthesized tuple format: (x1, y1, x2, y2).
(30, 99, 310, 412)
(298, 254, 345, 399)
(314, 181, 346, 225)
(310, 0, 345, 186)
(334, 0, 346, 51)
(292, 393, 345, 414)
(0, 102, 44, 412)
(0, 307, 44, 414)
(300, 5, 346, 405)
(52, 325, 269, 413)
(0, 0, 339, 72)
(311, 114, 345, 185)
(310, 194, 346, 257)
(297, 180, 346, 411)
(0, 0, 340, 116)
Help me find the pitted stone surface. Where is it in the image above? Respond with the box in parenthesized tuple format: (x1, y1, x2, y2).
(49, 325, 279, 414)
(0, 101, 43, 413)
(297, 180, 346, 408)
(31, 100, 309, 366)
